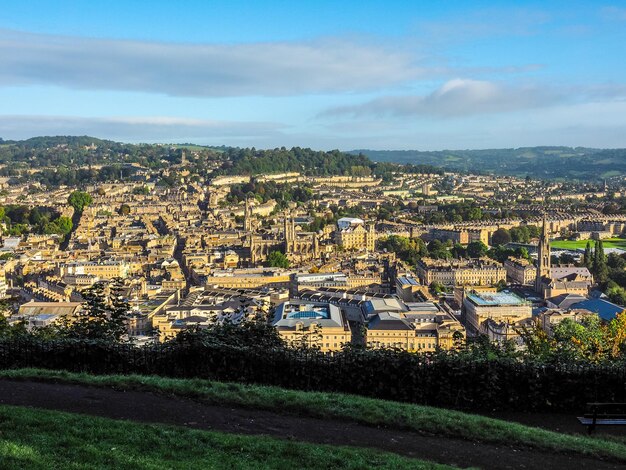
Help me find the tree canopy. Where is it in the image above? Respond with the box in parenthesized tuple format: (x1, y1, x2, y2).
(68, 191, 93, 213)
(267, 251, 290, 268)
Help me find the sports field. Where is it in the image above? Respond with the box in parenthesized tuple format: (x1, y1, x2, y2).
(550, 238, 626, 250)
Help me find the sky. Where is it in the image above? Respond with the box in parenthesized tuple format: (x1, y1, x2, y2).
(1, 0, 626, 150)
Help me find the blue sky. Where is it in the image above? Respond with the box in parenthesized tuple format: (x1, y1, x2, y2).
(1, 1, 626, 150)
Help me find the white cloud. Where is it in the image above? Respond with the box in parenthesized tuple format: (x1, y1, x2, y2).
(0, 115, 285, 142)
(322, 79, 565, 118)
(0, 29, 426, 97)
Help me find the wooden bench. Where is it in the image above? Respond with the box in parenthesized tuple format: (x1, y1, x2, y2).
(577, 403, 626, 434)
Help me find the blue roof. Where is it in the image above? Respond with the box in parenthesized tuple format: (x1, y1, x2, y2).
(570, 299, 624, 321)
(287, 310, 329, 319)
(466, 291, 525, 306)
(283, 303, 331, 320)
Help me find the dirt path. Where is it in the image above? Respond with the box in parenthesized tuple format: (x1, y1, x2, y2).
(0, 379, 621, 470)
(483, 409, 626, 437)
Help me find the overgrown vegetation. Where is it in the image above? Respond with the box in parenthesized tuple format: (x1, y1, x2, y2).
(0, 205, 72, 237)
(520, 313, 626, 362)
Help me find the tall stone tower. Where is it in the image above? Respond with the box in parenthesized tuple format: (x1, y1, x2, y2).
(243, 198, 251, 231)
(284, 211, 295, 255)
(366, 223, 376, 252)
(535, 214, 551, 293)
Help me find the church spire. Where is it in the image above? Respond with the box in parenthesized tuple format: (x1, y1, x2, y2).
(535, 212, 551, 294)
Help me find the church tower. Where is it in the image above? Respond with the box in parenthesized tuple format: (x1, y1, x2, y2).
(243, 198, 251, 231)
(284, 211, 294, 255)
(366, 223, 376, 252)
(535, 214, 551, 293)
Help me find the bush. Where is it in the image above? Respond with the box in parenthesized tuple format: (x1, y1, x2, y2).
(1, 336, 625, 412)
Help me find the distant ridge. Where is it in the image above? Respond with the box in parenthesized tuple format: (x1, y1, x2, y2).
(349, 147, 626, 181)
(2, 136, 624, 181)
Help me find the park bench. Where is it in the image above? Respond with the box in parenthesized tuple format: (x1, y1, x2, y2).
(577, 403, 626, 434)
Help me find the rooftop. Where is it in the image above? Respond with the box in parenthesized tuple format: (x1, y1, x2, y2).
(272, 301, 347, 330)
(397, 276, 420, 286)
(466, 291, 526, 307)
(284, 304, 330, 320)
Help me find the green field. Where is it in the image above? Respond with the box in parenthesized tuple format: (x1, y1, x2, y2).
(551, 238, 626, 250)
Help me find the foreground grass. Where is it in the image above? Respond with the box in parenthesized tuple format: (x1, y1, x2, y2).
(0, 405, 454, 470)
(2, 368, 626, 463)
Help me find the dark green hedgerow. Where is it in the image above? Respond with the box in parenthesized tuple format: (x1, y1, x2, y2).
(1, 336, 626, 412)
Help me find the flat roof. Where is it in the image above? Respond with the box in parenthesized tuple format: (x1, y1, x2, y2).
(285, 304, 330, 320)
(272, 301, 346, 330)
(466, 291, 526, 306)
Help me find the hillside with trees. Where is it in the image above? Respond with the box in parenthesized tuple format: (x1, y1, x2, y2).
(350, 146, 626, 181)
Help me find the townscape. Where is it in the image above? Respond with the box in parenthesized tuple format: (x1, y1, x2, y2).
(3, 2, 626, 468)
(2, 137, 625, 357)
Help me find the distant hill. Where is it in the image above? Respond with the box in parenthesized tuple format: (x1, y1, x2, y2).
(0, 135, 116, 148)
(349, 147, 626, 181)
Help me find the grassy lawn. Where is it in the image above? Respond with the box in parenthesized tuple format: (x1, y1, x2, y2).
(551, 238, 626, 250)
(0, 405, 453, 470)
(2, 368, 626, 463)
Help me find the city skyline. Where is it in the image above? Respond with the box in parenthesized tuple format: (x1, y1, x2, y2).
(1, 1, 626, 149)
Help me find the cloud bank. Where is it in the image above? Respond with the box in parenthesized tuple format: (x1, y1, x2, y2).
(0, 115, 284, 142)
(323, 79, 567, 118)
(0, 29, 424, 97)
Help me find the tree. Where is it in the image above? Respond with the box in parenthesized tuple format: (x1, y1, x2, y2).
(267, 251, 290, 268)
(518, 247, 531, 261)
(429, 281, 445, 295)
(68, 191, 92, 213)
(169, 311, 285, 349)
(50, 281, 130, 341)
(607, 283, 626, 306)
(509, 226, 529, 243)
(583, 241, 593, 268)
(451, 243, 467, 259)
(0, 300, 28, 339)
(43, 216, 73, 236)
(593, 240, 609, 285)
(427, 240, 451, 259)
(495, 279, 508, 291)
(607, 311, 626, 358)
(119, 204, 131, 216)
(379, 235, 426, 265)
(491, 228, 512, 246)
(467, 241, 488, 258)
(132, 185, 151, 195)
(552, 316, 607, 362)
(467, 207, 483, 221)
